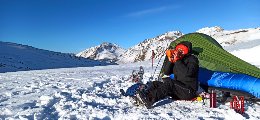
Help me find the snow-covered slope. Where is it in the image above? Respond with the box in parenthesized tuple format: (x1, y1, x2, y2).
(230, 45, 260, 68)
(0, 41, 109, 73)
(0, 61, 259, 119)
(118, 31, 183, 63)
(77, 42, 125, 63)
(197, 26, 260, 47)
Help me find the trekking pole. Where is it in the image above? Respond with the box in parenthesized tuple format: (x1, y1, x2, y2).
(152, 50, 155, 69)
(150, 52, 165, 80)
(150, 42, 171, 81)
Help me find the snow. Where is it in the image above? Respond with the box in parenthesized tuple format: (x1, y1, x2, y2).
(1, 60, 260, 119)
(228, 44, 260, 67)
(0, 41, 109, 73)
(118, 27, 260, 63)
(118, 31, 183, 63)
(197, 27, 260, 47)
(196, 26, 224, 35)
(77, 27, 260, 64)
(1, 27, 260, 119)
(76, 42, 125, 62)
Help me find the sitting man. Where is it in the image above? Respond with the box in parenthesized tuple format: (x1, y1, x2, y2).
(139, 41, 199, 109)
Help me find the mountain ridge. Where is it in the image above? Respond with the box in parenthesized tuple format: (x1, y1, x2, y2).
(79, 26, 260, 64)
(0, 41, 110, 73)
(76, 42, 125, 63)
(2, 26, 260, 73)
(78, 26, 260, 64)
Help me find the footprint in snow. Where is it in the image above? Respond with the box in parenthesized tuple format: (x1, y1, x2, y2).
(18, 100, 39, 110)
(12, 91, 21, 96)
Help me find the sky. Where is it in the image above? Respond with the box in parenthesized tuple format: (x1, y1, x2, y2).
(0, 0, 260, 53)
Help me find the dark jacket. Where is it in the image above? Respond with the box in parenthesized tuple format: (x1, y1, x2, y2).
(164, 41, 199, 91)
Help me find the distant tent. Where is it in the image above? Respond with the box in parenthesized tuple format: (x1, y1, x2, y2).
(160, 33, 260, 98)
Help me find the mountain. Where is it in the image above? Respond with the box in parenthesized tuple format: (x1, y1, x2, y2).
(196, 26, 224, 35)
(76, 42, 125, 63)
(197, 26, 260, 47)
(77, 26, 260, 65)
(118, 26, 260, 65)
(118, 31, 184, 63)
(0, 41, 109, 73)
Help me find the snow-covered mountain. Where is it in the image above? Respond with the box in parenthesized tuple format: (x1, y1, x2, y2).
(117, 26, 260, 65)
(197, 26, 260, 47)
(0, 41, 109, 73)
(77, 27, 260, 66)
(118, 31, 184, 63)
(196, 26, 224, 35)
(76, 42, 125, 63)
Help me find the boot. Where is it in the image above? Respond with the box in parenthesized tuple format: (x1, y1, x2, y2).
(136, 91, 154, 109)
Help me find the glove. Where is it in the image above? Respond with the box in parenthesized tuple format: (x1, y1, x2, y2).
(166, 50, 177, 63)
(169, 74, 175, 80)
(166, 49, 184, 63)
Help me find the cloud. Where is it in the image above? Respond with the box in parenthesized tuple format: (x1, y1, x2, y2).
(125, 5, 179, 18)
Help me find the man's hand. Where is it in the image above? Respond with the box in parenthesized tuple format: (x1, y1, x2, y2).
(166, 50, 175, 63)
(166, 49, 185, 63)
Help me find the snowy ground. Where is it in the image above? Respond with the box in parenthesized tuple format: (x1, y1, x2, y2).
(225, 39, 260, 67)
(1, 60, 260, 120)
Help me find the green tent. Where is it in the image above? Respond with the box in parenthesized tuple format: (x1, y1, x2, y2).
(160, 33, 260, 78)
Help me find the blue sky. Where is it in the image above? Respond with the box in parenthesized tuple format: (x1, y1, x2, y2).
(1, 0, 260, 53)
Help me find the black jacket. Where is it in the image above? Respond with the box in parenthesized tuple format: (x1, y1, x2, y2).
(164, 41, 199, 91)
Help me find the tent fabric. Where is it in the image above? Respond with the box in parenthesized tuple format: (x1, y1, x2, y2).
(163, 33, 260, 78)
(160, 33, 260, 98)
